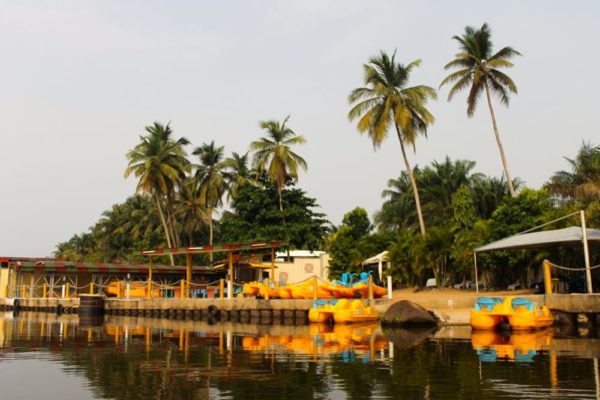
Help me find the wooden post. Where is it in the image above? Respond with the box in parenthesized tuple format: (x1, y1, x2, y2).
(313, 275, 318, 300)
(89, 276, 94, 295)
(148, 257, 153, 299)
(22, 284, 27, 298)
(271, 248, 275, 282)
(65, 282, 70, 299)
(180, 280, 185, 299)
(42, 283, 47, 298)
(116, 281, 121, 299)
(219, 279, 224, 299)
(228, 252, 234, 299)
(186, 253, 192, 299)
(368, 275, 374, 305)
(543, 260, 553, 295)
(265, 278, 270, 300)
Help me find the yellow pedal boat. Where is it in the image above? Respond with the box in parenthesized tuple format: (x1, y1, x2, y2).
(470, 296, 554, 331)
(332, 299, 379, 324)
(508, 298, 554, 331)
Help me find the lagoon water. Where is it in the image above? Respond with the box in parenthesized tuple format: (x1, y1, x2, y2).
(0, 312, 598, 399)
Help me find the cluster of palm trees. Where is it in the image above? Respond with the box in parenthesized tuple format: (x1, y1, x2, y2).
(55, 117, 308, 264)
(349, 23, 521, 236)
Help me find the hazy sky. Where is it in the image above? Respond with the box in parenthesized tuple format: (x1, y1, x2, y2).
(1, 1, 598, 257)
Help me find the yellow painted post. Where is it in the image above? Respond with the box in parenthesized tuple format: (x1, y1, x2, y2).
(219, 279, 224, 299)
(180, 280, 185, 299)
(313, 275, 318, 300)
(265, 278, 270, 300)
(22, 285, 27, 298)
(228, 252, 233, 299)
(65, 283, 70, 299)
(147, 257, 153, 299)
(116, 281, 121, 299)
(89, 281, 94, 295)
(368, 275, 374, 304)
(186, 253, 192, 299)
(42, 284, 47, 298)
(543, 260, 553, 295)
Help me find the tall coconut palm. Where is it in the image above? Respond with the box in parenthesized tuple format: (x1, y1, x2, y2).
(125, 122, 190, 263)
(250, 116, 307, 214)
(193, 141, 227, 249)
(348, 51, 436, 235)
(223, 152, 255, 201)
(441, 23, 521, 197)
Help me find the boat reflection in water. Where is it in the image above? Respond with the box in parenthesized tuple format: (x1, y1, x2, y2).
(471, 328, 553, 362)
(242, 323, 389, 363)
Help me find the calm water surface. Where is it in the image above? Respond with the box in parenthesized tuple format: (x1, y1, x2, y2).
(0, 312, 598, 399)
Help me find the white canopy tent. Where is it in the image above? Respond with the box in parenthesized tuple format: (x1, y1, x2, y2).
(473, 223, 600, 293)
(361, 250, 392, 299)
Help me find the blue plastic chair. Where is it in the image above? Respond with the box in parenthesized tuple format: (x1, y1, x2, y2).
(512, 297, 534, 311)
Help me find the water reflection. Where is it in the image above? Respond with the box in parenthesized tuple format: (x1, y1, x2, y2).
(471, 329, 553, 363)
(0, 312, 599, 400)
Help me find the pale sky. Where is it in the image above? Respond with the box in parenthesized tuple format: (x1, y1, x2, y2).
(1, 1, 598, 257)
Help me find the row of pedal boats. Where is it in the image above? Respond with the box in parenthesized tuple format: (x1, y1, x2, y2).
(471, 296, 554, 331)
(243, 273, 387, 300)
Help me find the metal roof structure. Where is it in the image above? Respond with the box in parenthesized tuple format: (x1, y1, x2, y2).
(475, 227, 600, 253)
(10, 260, 219, 275)
(141, 240, 289, 256)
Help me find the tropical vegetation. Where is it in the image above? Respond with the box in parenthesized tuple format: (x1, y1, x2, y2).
(55, 23, 599, 290)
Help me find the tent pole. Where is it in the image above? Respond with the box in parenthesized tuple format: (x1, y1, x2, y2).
(473, 252, 479, 294)
(581, 210, 593, 294)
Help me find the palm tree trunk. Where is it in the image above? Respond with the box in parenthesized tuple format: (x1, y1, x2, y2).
(395, 123, 426, 236)
(277, 182, 286, 225)
(484, 82, 517, 197)
(208, 207, 213, 263)
(154, 195, 175, 266)
(165, 198, 180, 248)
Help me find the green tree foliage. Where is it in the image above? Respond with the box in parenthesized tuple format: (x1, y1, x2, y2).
(441, 23, 521, 197)
(348, 51, 436, 235)
(54, 195, 164, 263)
(327, 208, 394, 279)
(485, 188, 553, 286)
(220, 180, 329, 250)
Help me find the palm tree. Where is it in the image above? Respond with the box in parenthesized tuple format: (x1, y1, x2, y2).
(544, 142, 600, 204)
(441, 23, 522, 197)
(348, 51, 436, 235)
(125, 122, 190, 262)
(250, 116, 307, 214)
(193, 141, 227, 249)
(175, 177, 210, 246)
(223, 152, 255, 201)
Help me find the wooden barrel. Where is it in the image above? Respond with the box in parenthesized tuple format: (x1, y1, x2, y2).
(78, 295, 105, 316)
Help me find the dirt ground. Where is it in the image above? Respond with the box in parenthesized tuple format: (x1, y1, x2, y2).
(390, 287, 537, 302)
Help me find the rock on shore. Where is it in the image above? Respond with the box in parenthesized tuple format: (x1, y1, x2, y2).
(381, 300, 438, 327)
